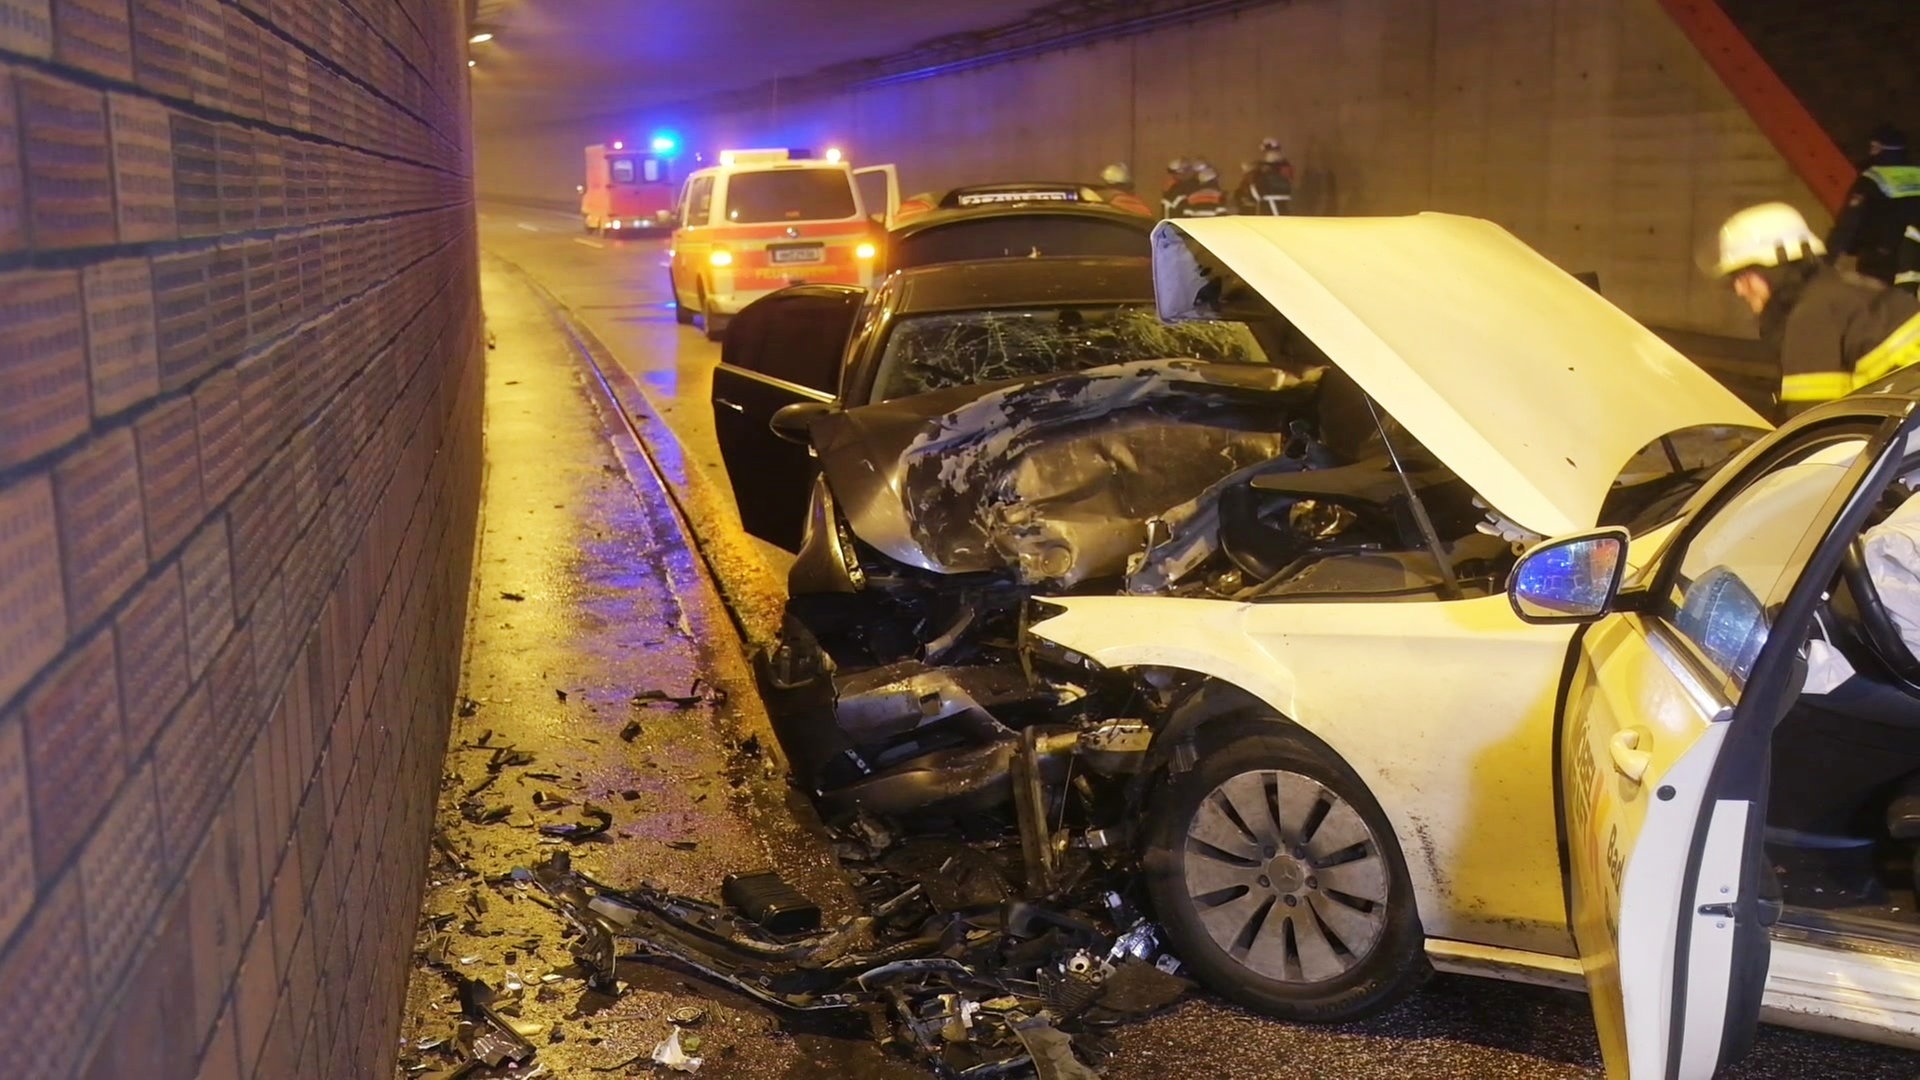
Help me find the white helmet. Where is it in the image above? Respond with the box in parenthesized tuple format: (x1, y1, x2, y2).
(1101, 162, 1131, 186)
(1715, 202, 1824, 276)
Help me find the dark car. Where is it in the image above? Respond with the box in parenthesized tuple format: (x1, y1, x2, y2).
(709, 255, 1272, 549)
(884, 183, 1156, 272)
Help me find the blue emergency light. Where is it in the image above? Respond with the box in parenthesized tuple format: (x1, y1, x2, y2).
(650, 133, 677, 154)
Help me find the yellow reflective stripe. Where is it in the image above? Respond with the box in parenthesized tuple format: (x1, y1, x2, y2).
(1868, 166, 1920, 199)
(1781, 371, 1855, 401)
(1852, 312, 1920, 386)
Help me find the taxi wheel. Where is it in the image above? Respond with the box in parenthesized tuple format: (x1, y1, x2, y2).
(701, 290, 727, 342)
(1142, 719, 1427, 1022)
(671, 273, 694, 325)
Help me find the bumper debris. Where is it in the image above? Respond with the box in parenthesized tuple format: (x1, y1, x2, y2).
(526, 847, 1189, 1079)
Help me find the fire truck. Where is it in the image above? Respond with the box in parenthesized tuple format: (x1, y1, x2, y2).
(581, 139, 677, 236)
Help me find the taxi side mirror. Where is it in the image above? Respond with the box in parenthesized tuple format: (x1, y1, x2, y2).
(1509, 528, 1630, 624)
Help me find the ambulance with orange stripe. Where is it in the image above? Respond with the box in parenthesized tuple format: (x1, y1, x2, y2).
(668, 148, 898, 341)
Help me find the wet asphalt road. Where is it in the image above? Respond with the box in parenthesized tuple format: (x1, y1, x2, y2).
(399, 205, 1920, 1079)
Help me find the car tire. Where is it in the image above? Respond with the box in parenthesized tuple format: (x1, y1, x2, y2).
(1142, 718, 1427, 1022)
(702, 287, 726, 342)
(672, 273, 695, 325)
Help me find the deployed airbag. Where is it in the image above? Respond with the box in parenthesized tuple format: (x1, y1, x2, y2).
(1864, 490, 1920, 662)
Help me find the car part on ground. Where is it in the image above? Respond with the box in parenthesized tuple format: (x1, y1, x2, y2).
(528, 850, 1191, 1079)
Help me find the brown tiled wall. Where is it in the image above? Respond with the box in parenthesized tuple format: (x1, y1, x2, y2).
(0, 1, 482, 1077)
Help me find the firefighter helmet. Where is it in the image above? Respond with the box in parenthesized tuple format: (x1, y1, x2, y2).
(1101, 162, 1132, 187)
(1715, 202, 1824, 277)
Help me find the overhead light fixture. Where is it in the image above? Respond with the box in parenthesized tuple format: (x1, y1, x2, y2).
(467, 59, 476, 67)
(469, 31, 494, 43)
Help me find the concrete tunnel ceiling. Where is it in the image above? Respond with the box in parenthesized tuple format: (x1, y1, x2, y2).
(468, 0, 1058, 133)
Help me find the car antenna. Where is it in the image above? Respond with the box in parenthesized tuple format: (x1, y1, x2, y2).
(1364, 394, 1461, 600)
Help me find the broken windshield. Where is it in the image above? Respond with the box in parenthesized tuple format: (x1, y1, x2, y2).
(869, 304, 1268, 402)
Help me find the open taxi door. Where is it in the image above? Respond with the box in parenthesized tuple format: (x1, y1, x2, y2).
(854, 164, 900, 228)
(1514, 405, 1920, 1078)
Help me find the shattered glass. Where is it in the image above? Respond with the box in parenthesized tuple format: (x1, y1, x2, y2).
(871, 306, 1268, 402)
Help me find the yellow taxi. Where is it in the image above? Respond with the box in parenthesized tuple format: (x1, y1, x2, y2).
(668, 148, 897, 340)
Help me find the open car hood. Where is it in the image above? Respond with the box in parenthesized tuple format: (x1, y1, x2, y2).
(810, 360, 1314, 584)
(1153, 214, 1767, 537)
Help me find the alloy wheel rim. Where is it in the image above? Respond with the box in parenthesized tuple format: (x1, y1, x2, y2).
(1182, 768, 1390, 983)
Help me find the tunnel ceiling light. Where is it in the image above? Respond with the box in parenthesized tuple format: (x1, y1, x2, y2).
(469, 31, 494, 43)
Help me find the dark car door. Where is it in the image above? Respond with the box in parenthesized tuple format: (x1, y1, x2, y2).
(711, 284, 864, 549)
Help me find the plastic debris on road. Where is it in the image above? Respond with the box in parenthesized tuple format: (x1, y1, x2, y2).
(651, 1026, 704, 1073)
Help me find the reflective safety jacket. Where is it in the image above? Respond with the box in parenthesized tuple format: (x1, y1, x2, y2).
(1179, 180, 1227, 218)
(1829, 163, 1920, 291)
(1770, 264, 1920, 417)
(1233, 162, 1295, 215)
(1160, 175, 1197, 219)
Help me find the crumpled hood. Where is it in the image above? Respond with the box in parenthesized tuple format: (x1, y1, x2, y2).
(810, 360, 1314, 584)
(1153, 214, 1767, 537)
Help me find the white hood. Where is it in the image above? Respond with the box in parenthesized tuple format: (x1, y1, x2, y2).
(1153, 214, 1766, 537)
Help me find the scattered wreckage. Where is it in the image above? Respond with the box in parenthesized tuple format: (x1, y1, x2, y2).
(528, 850, 1190, 1079)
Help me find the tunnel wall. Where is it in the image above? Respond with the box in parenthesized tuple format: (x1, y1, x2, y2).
(0, 2, 481, 1078)
(477, 0, 1824, 338)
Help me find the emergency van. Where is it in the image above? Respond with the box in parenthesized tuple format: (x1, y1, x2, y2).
(581, 142, 675, 236)
(668, 148, 898, 340)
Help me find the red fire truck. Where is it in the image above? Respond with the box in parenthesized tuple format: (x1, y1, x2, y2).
(581, 141, 676, 237)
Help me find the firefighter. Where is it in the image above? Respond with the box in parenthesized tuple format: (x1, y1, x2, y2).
(1181, 160, 1227, 217)
(1099, 162, 1134, 195)
(1234, 138, 1296, 215)
(1828, 125, 1920, 295)
(1161, 157, 1196, 218)
(1717, 202, 1920, 419)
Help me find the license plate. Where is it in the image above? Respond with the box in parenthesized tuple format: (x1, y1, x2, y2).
(769, 244, 825, 265)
